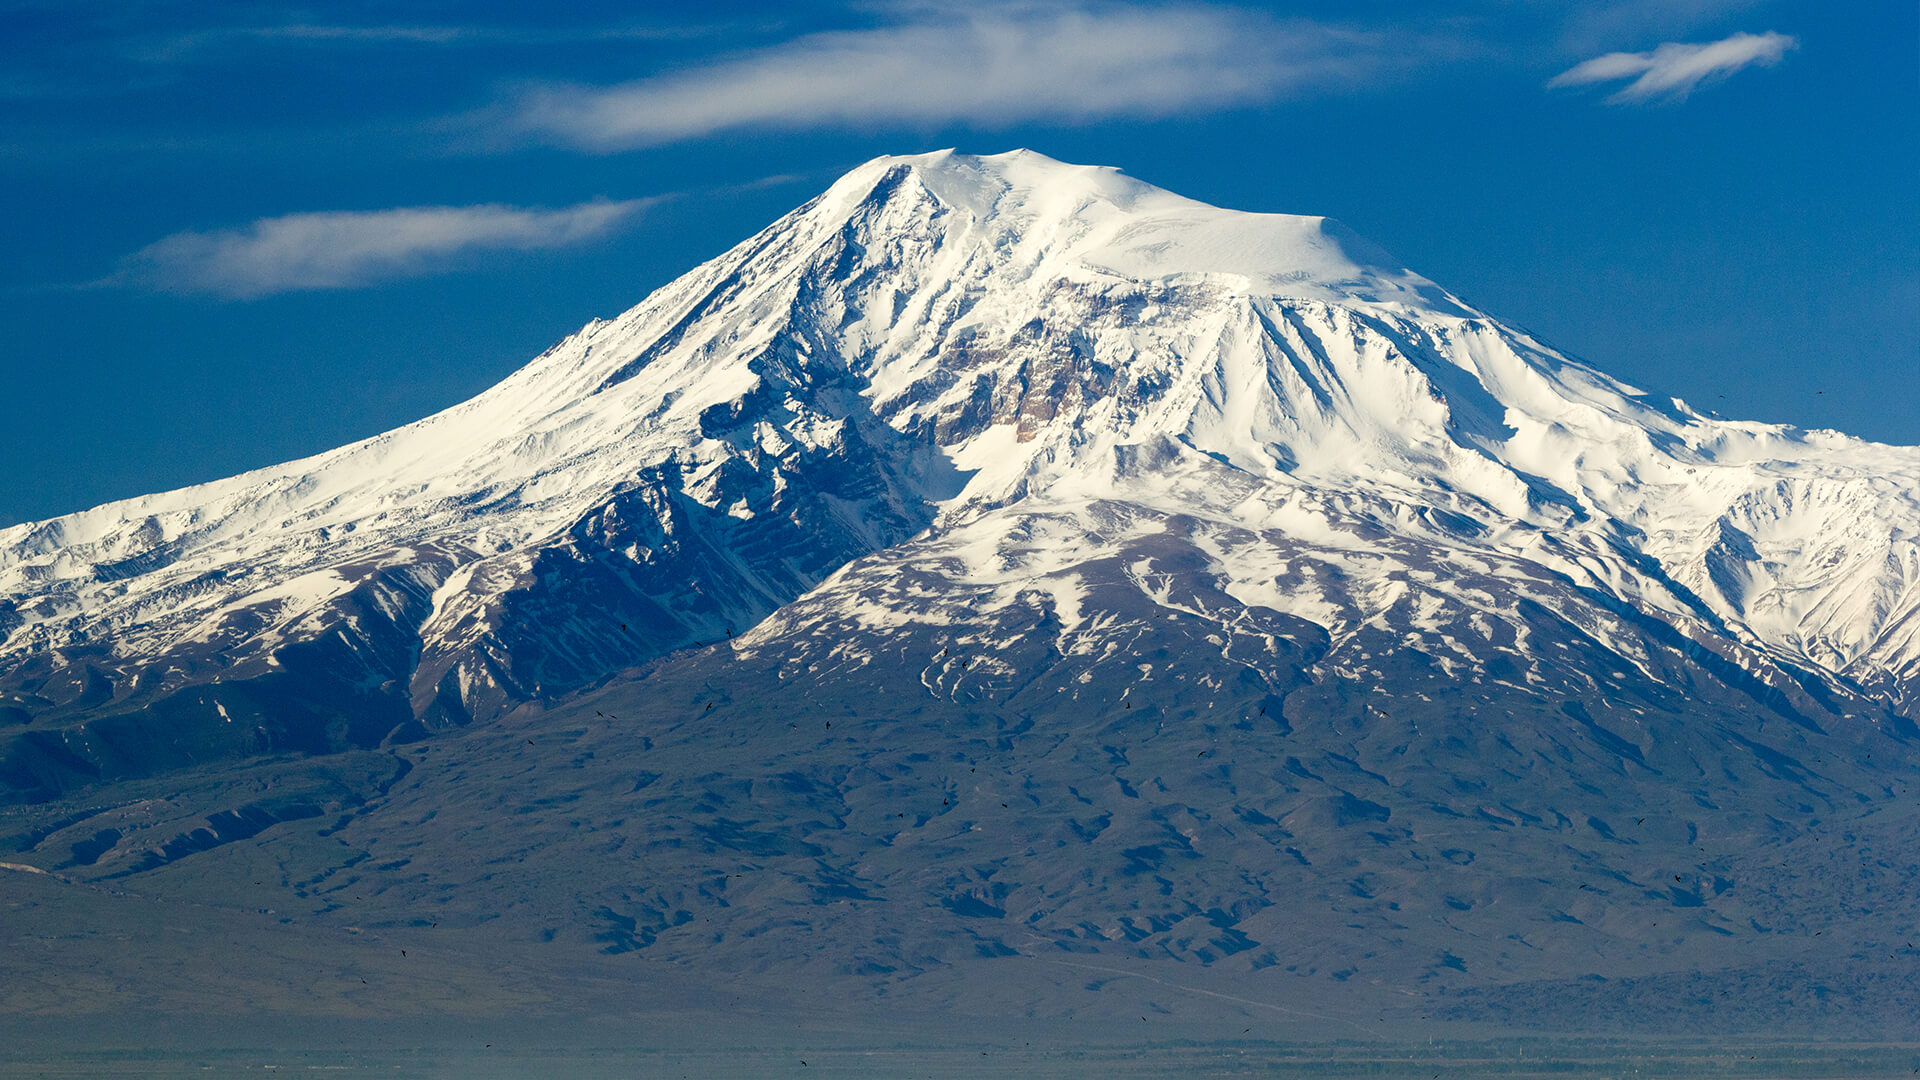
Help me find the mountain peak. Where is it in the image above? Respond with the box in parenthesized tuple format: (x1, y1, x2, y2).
(813, 149, 1468, 315)
(840, 148, 1161, 213)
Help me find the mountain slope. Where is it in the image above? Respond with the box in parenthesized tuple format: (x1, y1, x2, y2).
(8, 563, 1920, 1034)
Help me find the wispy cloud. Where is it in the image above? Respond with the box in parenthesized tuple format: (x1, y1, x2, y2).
(111, 199, 653, 299)
(476, 4, 1403, 152)
(1548, 30, 1795, 104)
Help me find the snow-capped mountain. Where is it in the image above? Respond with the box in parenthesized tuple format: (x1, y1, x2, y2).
(8, 150, 1920, 1035)
(2, 148, 1916, 798)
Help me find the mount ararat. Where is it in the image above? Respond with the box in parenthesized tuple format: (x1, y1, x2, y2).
(3, 150, 1918, 1035)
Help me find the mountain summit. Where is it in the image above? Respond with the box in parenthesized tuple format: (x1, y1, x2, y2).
(4, 149, 1914, 796)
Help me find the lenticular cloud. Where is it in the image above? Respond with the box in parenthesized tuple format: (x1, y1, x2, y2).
(1549, 31, 1795, 104)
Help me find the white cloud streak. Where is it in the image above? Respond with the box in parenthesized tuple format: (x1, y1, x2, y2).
(115, 199, 651, 298)
(1548, 30, 1795, 104)
(484, 5, 1394, 151)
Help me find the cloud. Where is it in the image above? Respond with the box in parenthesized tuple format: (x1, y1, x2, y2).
(1548, 30, 1795, 104)
(113, 199, 652, 298)
(479, 5, 1399, 151)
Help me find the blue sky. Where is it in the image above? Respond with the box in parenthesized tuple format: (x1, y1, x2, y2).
(1, 1, 1914, 527)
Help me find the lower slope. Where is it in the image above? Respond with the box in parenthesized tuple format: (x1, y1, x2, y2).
(4, 506, 1918, 1034)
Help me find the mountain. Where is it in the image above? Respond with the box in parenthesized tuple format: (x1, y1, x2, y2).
(3, 150, 1919, 1035)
